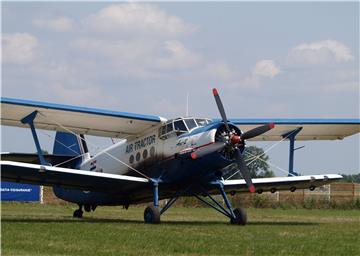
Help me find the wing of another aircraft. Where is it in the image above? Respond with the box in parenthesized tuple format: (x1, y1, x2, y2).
(1, 161, 149, 193)
(1, 97, 166, 139)
(230, 119, 360, 141)
(219, 174, 342, 193)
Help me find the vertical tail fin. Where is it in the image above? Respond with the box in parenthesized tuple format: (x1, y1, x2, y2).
(53, 132, 88, 156)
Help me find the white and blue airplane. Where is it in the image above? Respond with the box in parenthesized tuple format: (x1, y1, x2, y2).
(1, 89, 359, 225)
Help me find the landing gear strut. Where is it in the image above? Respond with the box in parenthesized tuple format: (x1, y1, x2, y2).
(142, 181, 248, 225)
(73, 204, 83, 218)
(192, 182, 248, 225)
(144, 181, 161, 224)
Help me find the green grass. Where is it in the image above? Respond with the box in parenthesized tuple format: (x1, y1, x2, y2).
(1, 203, 359, 256)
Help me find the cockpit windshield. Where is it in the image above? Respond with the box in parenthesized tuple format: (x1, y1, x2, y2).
(174, 120, 187, 132)
(195, 118, 212, 126)
(159, 117, 212, 139)
(184, 118, 197, 130)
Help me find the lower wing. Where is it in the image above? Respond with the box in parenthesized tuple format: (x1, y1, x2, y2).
(1, 161, 149, 194)
(220, 174, 342, 193)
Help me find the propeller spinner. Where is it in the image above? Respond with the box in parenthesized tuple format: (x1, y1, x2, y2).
(212, 88, 275, 193)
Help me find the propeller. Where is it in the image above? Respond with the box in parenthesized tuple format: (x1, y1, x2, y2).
(213, 88, 230, 132)
(241, 123, 275, 140)
(212, 88, 275, 193)
(234, 148, 255, 193)
(191, 142, 226, 159)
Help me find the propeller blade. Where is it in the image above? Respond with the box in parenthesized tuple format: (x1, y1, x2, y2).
(212, 88, 230, 132)
(191, 142, 226, 159)
(241, 123, 275, 140)
(234, 148, 255, 193)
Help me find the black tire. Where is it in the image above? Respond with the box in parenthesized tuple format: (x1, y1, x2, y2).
(73, 209, 83, 218)
(84, 204, 91, 212)
(144, 205, 160, 224)
(230, 208, 247, 225)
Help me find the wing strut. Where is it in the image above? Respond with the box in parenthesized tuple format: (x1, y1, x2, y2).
(21, 111, 49, 166)
(282, 127, 303, 176)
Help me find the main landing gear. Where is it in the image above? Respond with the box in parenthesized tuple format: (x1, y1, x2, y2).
(144, 181, 161, 224)
(143, 181, 247, 225)
(231, 208, 247, 225)
(192, 182, 248, 225)
(144, 205, 160, 224)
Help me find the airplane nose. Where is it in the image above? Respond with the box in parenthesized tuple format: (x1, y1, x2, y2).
(230, 135, 241, 145)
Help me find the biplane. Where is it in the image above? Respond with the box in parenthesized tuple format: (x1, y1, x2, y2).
(1, 89, 359, 224)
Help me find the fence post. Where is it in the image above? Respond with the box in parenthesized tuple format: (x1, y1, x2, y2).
(353, 182, 355, 202)
(302, 189, 305, 204)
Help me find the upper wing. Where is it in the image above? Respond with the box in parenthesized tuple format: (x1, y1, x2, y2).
(230, 119, 360, 141)
(220, 174, 342, 193)
(1, 97, 166, 139)
(1, 161, 149, 194)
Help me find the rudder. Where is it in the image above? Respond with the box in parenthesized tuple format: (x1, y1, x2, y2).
(53, 132, 88, 156)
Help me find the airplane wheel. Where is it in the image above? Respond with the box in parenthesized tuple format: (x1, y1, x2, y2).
(144, 205, 160, 224)
(230, 208, 247, 225)
(73, 209, 83, 218)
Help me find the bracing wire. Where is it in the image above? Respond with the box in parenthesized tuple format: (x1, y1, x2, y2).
(244, 150, 292, 177)
(225, 128, 301, 180)
(37, 111, 150, 180)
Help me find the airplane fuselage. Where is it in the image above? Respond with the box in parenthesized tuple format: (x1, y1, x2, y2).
(80, 118, 236, 183)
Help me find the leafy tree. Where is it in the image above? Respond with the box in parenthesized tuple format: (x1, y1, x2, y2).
(339, 173, 360, 183)
(244, 146, 274, 178)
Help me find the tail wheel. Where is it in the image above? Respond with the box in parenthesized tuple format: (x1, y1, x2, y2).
(144, 205, 160, 224)
(73, 209, 83, 218)
(84, 204, 91, 212)
(230, 208, 247, 225)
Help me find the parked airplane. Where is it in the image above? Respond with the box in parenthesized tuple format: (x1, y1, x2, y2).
(1, 89, 359, 225)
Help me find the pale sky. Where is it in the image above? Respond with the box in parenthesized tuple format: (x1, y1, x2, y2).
(1, 1, 359, 176)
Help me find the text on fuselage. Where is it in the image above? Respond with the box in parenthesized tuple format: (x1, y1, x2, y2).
(125, 135, 156, 154)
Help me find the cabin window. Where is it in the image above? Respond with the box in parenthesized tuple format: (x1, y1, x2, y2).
(159, 121, 175, 139)
(143, 149, 148, 159)
(166, 123, 173, 133)
(129, 155, 134, 164)
(136, 152, 141, 162)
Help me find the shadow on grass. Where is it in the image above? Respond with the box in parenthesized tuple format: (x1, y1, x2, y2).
(1, 217, 319, 226)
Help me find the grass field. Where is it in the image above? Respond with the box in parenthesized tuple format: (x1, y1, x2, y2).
(1, 203, 359, 256)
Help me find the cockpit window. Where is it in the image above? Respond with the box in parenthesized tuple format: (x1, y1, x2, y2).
(196, 119, 207, 126)
(159, 117, 211, 139)
(196, 118, 212, 126)
(174, 120, 187, 132)
(184, 118, 197, 130)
